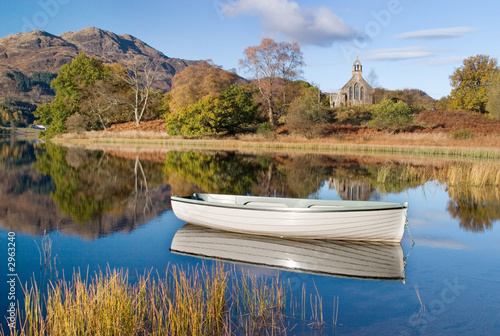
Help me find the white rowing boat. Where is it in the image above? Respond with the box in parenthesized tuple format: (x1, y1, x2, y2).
(171, 193, 408, 242)
(171, 224, 406, 281)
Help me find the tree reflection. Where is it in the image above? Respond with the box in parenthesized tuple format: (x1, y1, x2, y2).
(447, 186, 500, 232)
(35, 144, 169, 225)
(251, 155, 333, 198)
(163, 151, 261, 195)
(0, 143, 170, 238)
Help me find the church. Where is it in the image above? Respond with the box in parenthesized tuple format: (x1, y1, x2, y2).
(330, 58, 374, 108)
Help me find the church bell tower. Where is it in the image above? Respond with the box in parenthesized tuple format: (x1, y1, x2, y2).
(352, 57, 362, 75)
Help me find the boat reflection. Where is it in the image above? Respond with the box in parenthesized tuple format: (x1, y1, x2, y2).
(171, 224, 406, 281)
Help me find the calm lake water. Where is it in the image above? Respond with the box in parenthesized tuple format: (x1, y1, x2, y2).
(1, 139, 499, 335)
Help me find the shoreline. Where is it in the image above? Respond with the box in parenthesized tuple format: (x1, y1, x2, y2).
(51, 132, 500, 160)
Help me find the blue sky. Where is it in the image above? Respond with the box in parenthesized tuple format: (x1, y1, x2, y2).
(1, 0, 499, 99)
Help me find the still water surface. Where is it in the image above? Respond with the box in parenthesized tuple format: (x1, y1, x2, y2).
(0, 140, 499, 335)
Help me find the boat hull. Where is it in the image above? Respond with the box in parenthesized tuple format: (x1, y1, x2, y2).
(171, 194, 407, 242)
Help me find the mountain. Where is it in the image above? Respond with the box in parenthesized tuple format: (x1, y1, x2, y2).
(0, 27, 201, 104)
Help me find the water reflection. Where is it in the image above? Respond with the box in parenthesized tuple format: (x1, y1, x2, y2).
(171, 224, 406, 281)
(447, 186, 500, 232)
(0, 140, 498, 238)
(0, 141, 170, 239)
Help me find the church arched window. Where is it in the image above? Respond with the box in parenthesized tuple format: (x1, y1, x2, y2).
(360, 87, 364, 100)
(354, 84, 360, 100)
(349, 86, 353, 100)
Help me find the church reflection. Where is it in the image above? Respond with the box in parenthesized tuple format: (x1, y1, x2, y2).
(328, 178, 375, 201)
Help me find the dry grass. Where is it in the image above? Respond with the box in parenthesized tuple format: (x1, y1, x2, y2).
(3, 265, 325, 336)
(53, 131, 500, 160)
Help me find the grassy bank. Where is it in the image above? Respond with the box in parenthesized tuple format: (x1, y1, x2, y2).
(53, 131, 500, 160)
(3, 265, 325, 336)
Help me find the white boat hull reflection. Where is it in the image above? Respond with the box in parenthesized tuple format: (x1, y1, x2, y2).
(171, 224, 406, 281)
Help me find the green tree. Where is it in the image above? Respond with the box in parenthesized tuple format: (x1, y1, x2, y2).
(165, 84, 257, 136)
(34, 53, 110, 136)
(368, 98, 413, 132)
(165, 97, 218, 136)
(449, 55, 499, 113)
(217, 84, 258, 133)
(486, 72, 500, 119)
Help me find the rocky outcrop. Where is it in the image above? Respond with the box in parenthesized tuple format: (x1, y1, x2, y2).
(0, 27, 202, 103)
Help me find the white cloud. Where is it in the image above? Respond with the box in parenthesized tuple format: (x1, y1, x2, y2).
(415, 56, 466, 66)
(363, 47, 437, 61)
(222, 0, 359, 46)
(395, 27, 478, 40)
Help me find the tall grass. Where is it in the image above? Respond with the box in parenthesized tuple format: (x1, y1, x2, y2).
(3, 264, 325, 336)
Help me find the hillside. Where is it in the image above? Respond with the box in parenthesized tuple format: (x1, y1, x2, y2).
(0, 27, 201, 104)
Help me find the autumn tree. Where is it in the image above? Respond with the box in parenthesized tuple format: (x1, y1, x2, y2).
(449, 55, 499, 113)
(169, 61, 240, 113)
(239, 38, 304, 127)
(486, 72, 500, 119)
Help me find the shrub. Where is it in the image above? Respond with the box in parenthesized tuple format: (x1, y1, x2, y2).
(257, 122, 273, 134)
(368, 99, 413, 132)
(165, 98, 217, 136)
(65, 113, 92, 133)
(286, 84, 331, 137)
(335, 106, 372, 125)
(452, 128, 475, 140)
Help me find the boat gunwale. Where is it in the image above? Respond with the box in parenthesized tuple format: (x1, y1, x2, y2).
(171, 194, 408, 213)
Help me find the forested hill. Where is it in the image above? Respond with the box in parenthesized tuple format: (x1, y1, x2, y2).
(0, 27, 201, 104)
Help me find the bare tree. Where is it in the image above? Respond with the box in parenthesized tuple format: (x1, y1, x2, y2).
(117, 59, 161, 125)
(134, 156, 152, 216)
(367, 68, 379, 88)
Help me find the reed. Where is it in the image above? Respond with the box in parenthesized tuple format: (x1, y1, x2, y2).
(2, 264, 324, 336)
(34, 231, 57, 276)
